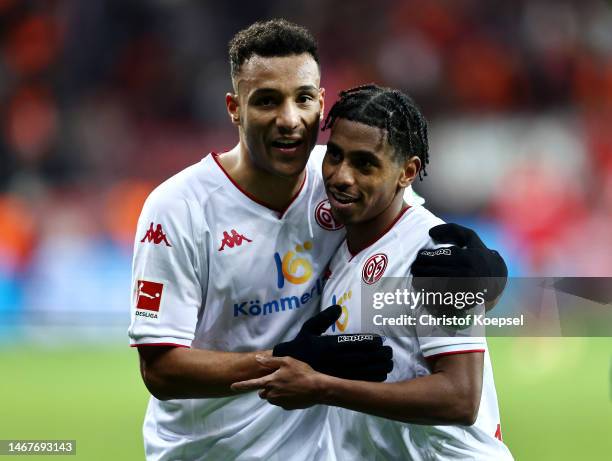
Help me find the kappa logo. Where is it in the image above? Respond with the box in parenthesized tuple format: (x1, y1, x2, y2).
(362, 253, 388, 285)
(218, 229, 252, 251)
(494, 423, 503, 441)
(420, 248, 452, 257)
(141, 223, 172, 246)
(315, 199, 344, 231)
(337, 334, 374, 342)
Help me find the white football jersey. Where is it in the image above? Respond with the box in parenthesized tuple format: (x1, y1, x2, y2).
(323, 205, 513, 460)
(128, 145, 345, 460)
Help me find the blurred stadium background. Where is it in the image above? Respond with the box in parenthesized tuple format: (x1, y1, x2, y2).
(0, 0, 611, 459)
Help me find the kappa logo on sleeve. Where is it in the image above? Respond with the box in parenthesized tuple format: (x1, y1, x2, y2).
(140, 223, 172, 246)
(135, 280, 164, 319)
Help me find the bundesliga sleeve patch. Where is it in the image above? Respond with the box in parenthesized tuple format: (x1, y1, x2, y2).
(135, 280, 164, 319)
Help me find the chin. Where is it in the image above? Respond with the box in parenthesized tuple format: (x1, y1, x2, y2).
(272, 159, 309, 178)
(330, 208, 357, 226)
(330, 209, 346, 225)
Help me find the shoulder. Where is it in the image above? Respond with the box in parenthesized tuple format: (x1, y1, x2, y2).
(409, 205, 445, 228)
(144, 155, 218, 212)
(395, 205, 445, 237)
(380, 206, 446, 272)
(139, 156, 219, 236)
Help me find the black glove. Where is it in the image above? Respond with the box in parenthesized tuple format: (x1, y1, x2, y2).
(411, 224, 508, 309)
(273, 305, 393, 382)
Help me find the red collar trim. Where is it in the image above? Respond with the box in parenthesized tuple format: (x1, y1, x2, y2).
(348, 205, 412, 259)
(211, 152, 307, 218)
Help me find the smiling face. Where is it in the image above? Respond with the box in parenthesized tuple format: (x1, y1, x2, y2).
(226, 53, 324, 178)
(323, 118, 420, 225)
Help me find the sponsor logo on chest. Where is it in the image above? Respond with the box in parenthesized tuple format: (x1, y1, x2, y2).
(232, 240, 325, 318)
(233, 276, 326, 317)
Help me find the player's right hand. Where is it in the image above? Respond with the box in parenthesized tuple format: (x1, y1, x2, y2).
(273, 305, 393, 382)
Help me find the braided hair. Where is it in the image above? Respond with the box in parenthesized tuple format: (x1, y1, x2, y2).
(323, 84, 429, 179)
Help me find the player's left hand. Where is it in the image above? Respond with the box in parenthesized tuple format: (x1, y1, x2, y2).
(231, 355, 322, 410)
(411, 223, 508, 310)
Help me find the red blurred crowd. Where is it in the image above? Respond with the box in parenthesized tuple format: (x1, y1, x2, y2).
(1, 0, 611, 302)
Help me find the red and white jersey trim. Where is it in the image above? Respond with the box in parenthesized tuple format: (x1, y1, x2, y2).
(130, 337, 192, 347)
(425, 348, 486, 360)
(419, 339, 487, 358)
(211, 152, 307, 218)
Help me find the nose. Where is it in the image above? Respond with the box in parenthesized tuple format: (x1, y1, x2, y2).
(328, 160, 355, 191)
(276, 101, 300, 133)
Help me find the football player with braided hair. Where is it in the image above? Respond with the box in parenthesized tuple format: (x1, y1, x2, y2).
(323, 84, 507, 309)
(234, 84, 513, 460)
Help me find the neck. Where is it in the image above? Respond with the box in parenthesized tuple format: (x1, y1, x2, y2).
(217, 143, 306, 212)
(346, 192, 408, 255)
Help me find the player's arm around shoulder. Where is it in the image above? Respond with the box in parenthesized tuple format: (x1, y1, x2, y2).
(319, 350, 483, 425)
(412, 221, 508, 312)
(230, 254, 483, 424)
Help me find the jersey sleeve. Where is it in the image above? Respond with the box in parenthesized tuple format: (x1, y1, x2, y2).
(127, 188, 206, 347)
(418, 336, 486, 359)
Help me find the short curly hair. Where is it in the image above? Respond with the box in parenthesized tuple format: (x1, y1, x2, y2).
(229, 19, 319, 82)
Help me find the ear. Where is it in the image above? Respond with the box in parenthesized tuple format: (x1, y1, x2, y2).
(398, 156, 421, 188)
(226, 92, 240, 126)
(318, 87, 325, 120)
